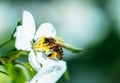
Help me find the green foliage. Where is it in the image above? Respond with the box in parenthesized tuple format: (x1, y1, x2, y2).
(6, 63, 27, 83)
(0, 48, 37, 83)
(64, 70, 70, 81)
(25, 63, 36, 79)
(0, 38, 15, 57)
(0, 72, 11, 83)
(0, 65, 11, 83)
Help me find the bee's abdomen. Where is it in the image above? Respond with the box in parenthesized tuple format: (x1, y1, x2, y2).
(45, 38, 64, 60)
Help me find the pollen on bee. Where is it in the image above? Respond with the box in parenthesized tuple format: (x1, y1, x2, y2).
(51, 52, 57, 58)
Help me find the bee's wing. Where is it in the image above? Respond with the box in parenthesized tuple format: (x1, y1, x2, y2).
(55, 37, 82, 53)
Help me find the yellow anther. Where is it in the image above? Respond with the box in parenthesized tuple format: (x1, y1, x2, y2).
(33, 36, 50, 52)
(34, 36, 45, 45)
(40, 36, 45, 44)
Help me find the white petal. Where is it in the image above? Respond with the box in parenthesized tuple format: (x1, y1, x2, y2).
(34, 23, 56, 40)
(30, 61, 66, 83)
(28, 50, 42, 71)
(23, 11, 36, 39)
(36, 52, 58, 69)
(14, 11, 36, 51)
(14, 26, 31, 51)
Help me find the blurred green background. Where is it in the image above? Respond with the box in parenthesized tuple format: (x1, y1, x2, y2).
(0, 0, 120, 83)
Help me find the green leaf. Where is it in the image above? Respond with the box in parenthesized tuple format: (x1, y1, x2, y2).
(6, 63, 27, 83)
(25, 63, 37, 79)
(0, 65, 11, 83)
(64, 69, 70, 81)
(0, 20, 22, 56)
(0, 38, 15, 56)
(55, 37, 82, 53)
(0, 65, 8, 75)
(0, 72, 11, 83)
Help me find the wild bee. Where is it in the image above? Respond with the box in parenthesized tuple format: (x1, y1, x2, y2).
(32, 34, 81, 60)
(44, 37, 63, 60)
(33, 36, 63, 60)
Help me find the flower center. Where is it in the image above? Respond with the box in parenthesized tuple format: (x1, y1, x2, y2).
(33, 36, 63, 60)
(33, 36, 50, 52)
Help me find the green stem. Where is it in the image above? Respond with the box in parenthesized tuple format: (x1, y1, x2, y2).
(0, 50, 28, 63)
(4, 50, 29, 62)
(0, 58, 6, 65)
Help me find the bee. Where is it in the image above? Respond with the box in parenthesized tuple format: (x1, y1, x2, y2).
(33, 36, 63, 60)
(33, 35, 81, 60)
(44, 37, 63, 60)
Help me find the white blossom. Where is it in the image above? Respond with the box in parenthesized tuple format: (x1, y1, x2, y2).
(14, 11, 66, 83)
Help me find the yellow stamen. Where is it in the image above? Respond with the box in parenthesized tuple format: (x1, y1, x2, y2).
(33, 36, 50, 52)
(34, 36, 45, 45)
(40, 36, 45, 44)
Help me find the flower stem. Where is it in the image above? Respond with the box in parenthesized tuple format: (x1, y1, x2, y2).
(4, 50, 29, 62)
(0, 50, 28, 63)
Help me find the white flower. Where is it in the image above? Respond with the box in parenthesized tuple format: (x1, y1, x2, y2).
(14, 11, 66, 83)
